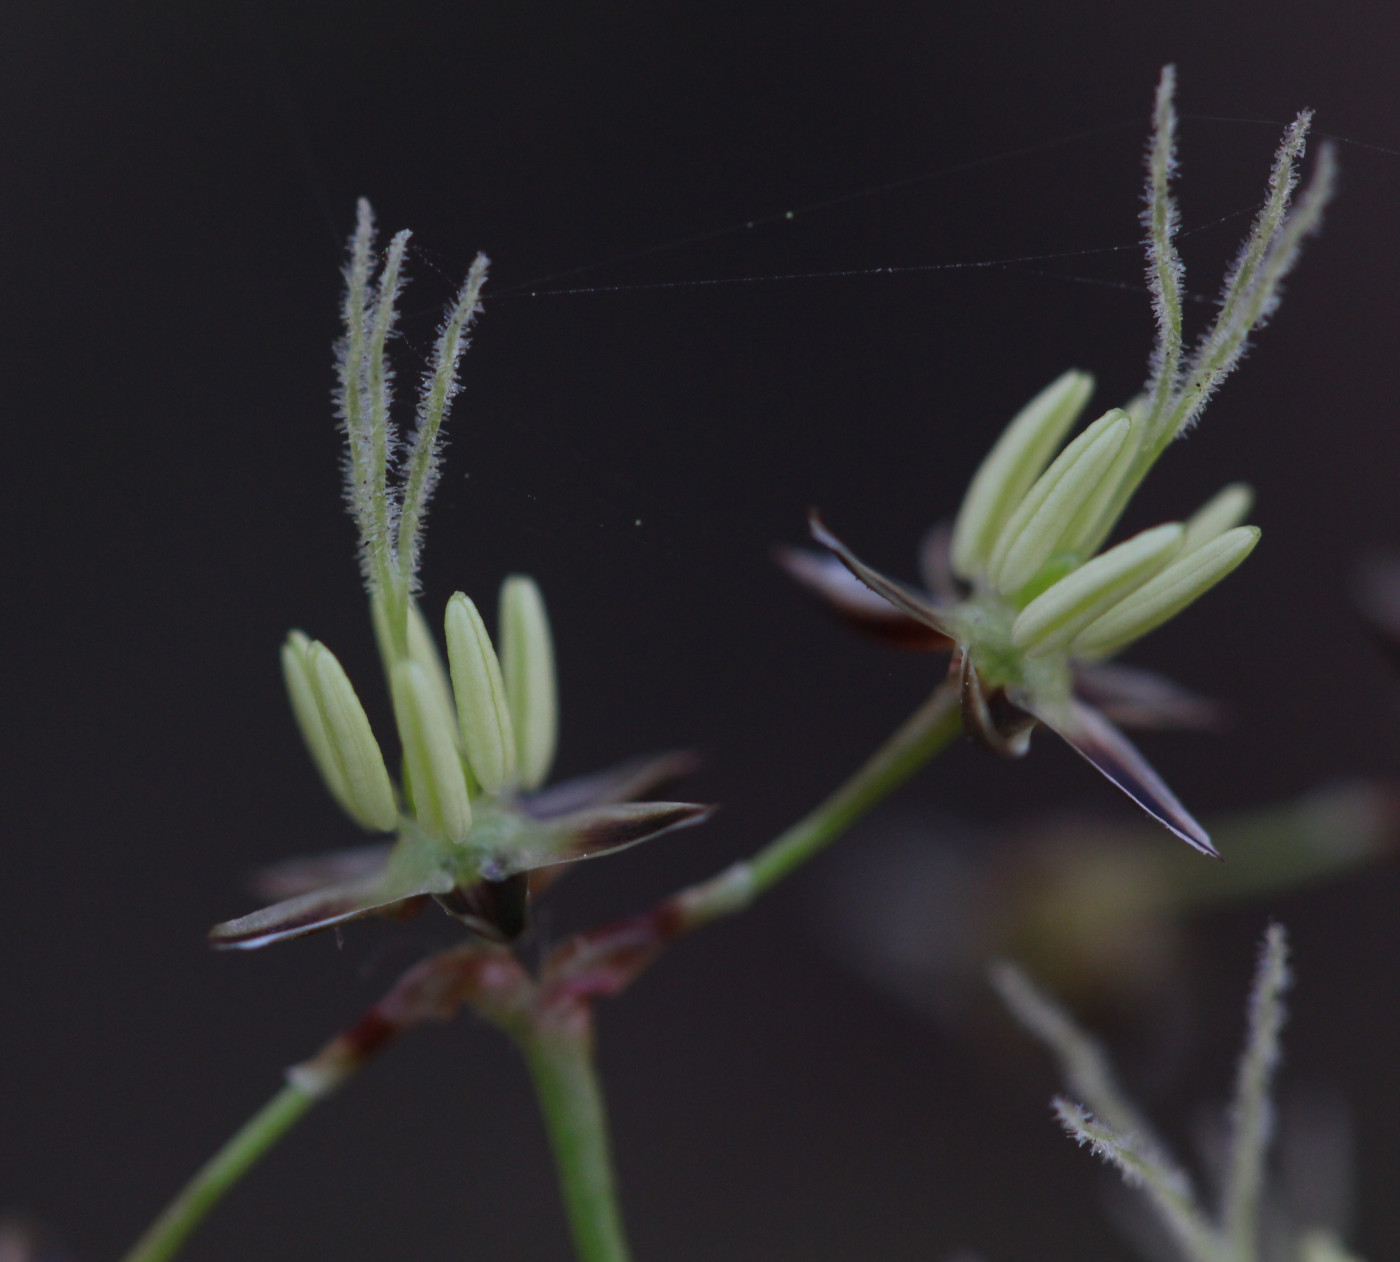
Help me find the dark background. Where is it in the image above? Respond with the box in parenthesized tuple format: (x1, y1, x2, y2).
(3, 2, 1400, 1259)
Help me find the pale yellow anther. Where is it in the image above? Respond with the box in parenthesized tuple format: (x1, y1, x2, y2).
(1181, 483, 1254, 553)
(500, 575, 558, 792)
(1012, 522, 1184, 658)
(950, 370, 1094, 580)
(1057, 414, 1146, 558)
(282, 632, 352, 813)
(406, 599, 463, 751)
(281, 632, 398, 833)
(988, 410, 1133, 596)
(445, 591, 517, 795)
(307, 643, 400, 831)
(390, 659, 473, 844)
(1071, 525, 1260, 660)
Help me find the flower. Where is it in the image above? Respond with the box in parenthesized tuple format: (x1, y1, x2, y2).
(782, 68, 1335, 857)
(210, 202, 711, 949)
(211, 740, 710, 950)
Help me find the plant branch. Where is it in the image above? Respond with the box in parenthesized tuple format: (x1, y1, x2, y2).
(682, 678, 963, 927)
(119, 1082, 317, 1262)
(514, 1010, 633, 1262)
(120, 945, 521, 1262)
(537, 680, 964, 1013)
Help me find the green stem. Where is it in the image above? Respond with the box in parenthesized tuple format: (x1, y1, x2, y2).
(676, 681, 963, 930)
(120, 1081, 317, 1262)
(747, 680, 961, 895)
(517, 1013, 633, 1262)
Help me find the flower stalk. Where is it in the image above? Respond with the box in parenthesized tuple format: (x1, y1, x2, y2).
(119, 1083, 319, 1262)
(686, 679, 962, 920)
(515, 1012, 633, 1262)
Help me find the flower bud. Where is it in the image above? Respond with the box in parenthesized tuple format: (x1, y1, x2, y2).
(1181, 482, 1253, 553)
(1071, 525, 1260, 660)
(500, 575, 558, 792)
(444, 591, 517, 795)
(988, 410, 1133, 596)
(281, 632, 398, 832)
(390, 659, 473, 844)
(950, 370, 1094, 580)
(1012, 522, 1184, 658)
